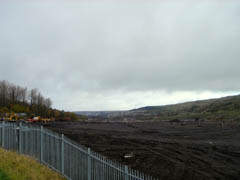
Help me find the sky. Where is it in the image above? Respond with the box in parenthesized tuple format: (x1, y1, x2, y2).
(0, 0, 240, 111)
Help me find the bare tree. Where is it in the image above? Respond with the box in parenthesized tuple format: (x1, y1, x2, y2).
(37, 92, 44, 106)
(44, 98, 52, 109)
(29, 88, 38, 106)
(0, 80, 9, 106)
(20, 87, 27, 104)
(8, 83, 17, 104)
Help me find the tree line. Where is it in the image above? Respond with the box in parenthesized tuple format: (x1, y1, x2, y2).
(0, 80, 52, 108)
(0, 80, 78, 120)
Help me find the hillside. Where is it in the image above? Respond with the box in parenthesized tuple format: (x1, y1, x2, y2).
(133, 94, 240, 121)
(0, 80, 77, 121)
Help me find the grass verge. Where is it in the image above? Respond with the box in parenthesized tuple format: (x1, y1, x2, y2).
(0, 169, 10, 180)
(0, 148, 65, 180)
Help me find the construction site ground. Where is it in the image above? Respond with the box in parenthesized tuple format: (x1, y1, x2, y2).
(44, 121, 240, 180)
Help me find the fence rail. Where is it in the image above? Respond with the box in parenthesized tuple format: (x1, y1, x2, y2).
(0, 121, 158, 180)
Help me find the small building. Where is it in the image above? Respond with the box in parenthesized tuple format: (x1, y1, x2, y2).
(17, 113, 27, 117)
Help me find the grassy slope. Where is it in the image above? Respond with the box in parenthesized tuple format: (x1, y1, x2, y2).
(0, 148, 65, 180)
(135, 94, 240, 121)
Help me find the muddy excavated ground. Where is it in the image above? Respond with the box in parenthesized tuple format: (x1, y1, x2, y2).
(44, 121, 240, 180)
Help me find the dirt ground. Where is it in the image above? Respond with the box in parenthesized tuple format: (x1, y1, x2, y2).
(45, 121, 240, 180)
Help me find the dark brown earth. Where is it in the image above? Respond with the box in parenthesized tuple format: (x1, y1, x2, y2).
(44, 121, 240, 180)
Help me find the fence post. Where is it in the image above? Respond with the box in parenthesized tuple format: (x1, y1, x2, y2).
(19, 122, 22, 154)
(61, 134, 64, 174)
(125, 165, 129, 180)
(40, 126, 43, 162)
(88, 148, 91, 180)
(2, 121, 5, 148)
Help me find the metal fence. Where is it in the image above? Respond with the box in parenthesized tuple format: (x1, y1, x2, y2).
(0, 121, 158, 180)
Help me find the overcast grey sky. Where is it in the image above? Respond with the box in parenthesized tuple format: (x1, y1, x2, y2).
(0, 0, 240, 111)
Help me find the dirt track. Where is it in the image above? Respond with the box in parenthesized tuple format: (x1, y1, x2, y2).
(45, 121, 240, 180)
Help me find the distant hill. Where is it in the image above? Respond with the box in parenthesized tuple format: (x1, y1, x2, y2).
(75, 111, 127, 117)
(133, 94, 240, 121)
(75, 95, 240, 122)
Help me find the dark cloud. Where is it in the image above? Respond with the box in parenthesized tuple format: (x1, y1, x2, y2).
(0, 0, 240, 110)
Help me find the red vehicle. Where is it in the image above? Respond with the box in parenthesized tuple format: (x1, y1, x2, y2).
(27, 116, 40, 123)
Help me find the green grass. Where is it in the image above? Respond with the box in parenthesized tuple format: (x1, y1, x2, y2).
(0, 148, 66, 180)
(0, 169, 10, 180)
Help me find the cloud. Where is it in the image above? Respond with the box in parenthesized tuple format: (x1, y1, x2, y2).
(0, 0, 240, 110)
(55, 90, 239, 111)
